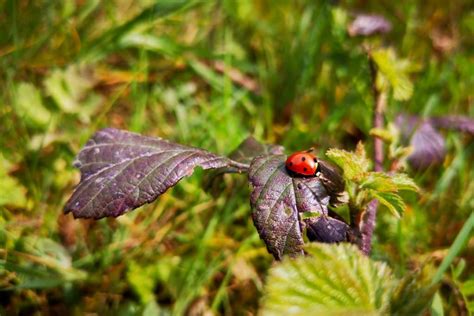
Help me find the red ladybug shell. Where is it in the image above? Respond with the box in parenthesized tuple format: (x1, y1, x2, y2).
(285, 151, 319, 176)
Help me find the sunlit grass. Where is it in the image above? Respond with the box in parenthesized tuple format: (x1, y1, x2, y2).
(1, 0, 473, 314)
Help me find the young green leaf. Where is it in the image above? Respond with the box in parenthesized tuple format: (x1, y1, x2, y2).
(371, 48, 414, 101)
(361, 173, 419, 193)
(326, 146, 370, 181)
(261, 243, 394, 315)
(390, 173, 419, 192)
(371, 191, 406, 218)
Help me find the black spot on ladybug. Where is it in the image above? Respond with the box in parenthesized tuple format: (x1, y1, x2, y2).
(313, 158, 317, 163)
(303, 167, 308, 172)
(301, 157, 306, 161)
(289, 162, 293, 166)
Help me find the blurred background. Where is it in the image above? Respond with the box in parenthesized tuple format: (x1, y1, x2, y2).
(0, 0, 473, 314)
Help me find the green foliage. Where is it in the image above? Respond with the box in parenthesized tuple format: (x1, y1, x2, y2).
(327, 144, 418, 218)
(0, 155, 27, 207)
(431, 212, 474, 284)
(326, 143, 370, 181)
(44, 64, 102, 121)
(262, 243, 437, 315)
(371, 48, 414, 101)
(0, 0, 472, 314)
(12, 82, 51, 128)
(262, 244, 393, 315)
(390, 267, 438, 315)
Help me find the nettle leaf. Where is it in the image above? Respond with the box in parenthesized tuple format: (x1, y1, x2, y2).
(64, 128, 244, 219)
(326, 144, 370, 181)
(261, 243, 394, 315)
(390, 174, 419, 192)
(371, 192, 405, 218)
(361, 173, 419, 193)
(372, 48, 414, 101)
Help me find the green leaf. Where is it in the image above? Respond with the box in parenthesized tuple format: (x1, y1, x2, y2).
(127, 261, 156, 304)
(119, 33, 181, 57)
(372, 48, 414, 101)
(326, 145, 370, 181)
(390, 173, 419, 192)
(461, 279, 474, 296)
(0, 155, 27, 207)
(430, 292, 444, 316)
(261, 243, 394, 315)
(361, 173, 399, 192)
(361, 173, 419, 193)
(372, 191, 405, 218)
(369, 127, 394, 143)
(44, 64, 101, 121)
(12, 82, 51, 128)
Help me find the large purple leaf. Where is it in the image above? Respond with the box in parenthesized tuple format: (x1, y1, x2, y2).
(395, 114, 446, 169)
(408, 122, 446, 169)
(248, 155, 349, 260)
(65, 128, 242, 219)
(395, 114, 473, 169)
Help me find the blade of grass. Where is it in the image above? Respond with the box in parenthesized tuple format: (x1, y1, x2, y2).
(431, 211, 474, 284)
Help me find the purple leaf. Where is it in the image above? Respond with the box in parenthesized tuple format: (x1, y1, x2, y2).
(408, 123, 446, 169)
(429, 116, 474, 135)
(395, 114, 447, 169)
(203, 136, 284, 196)
(65, 128, 240, 219)
(228, 136, 285, 164)
(249, 155, 346, 260)
(348, 14, 392, 37)
(306, 216, 350, 243)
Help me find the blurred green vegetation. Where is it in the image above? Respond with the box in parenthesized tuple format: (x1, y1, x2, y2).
(0, 0, 473, 314)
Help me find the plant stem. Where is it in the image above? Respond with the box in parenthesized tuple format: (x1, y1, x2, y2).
(369, 57, 385, 173)
(358, 56, 387, 255)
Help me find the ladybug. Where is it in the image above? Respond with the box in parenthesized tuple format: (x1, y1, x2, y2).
(285, 150, 320, 176)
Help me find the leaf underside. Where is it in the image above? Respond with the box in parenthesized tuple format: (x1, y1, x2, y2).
(64, 128, 232, 219)
(248, 155, 349, 260)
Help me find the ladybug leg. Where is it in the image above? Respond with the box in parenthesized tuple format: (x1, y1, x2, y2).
(305, 147, 315, 153)
(315, 163, 322, 177)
